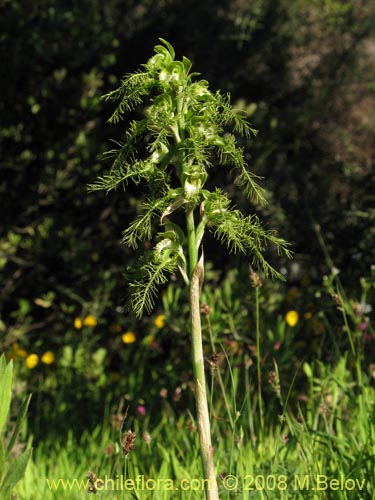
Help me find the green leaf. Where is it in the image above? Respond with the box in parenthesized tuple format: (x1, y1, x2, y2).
(6, 394, 32, 455)
(182, 55, 192, 74)
(88, 159, 156, 193)
(204, 190, 291, 278)
(102, 71, 152, 123)
(235, 167, 267, 205)
(0, 355, 6, 379)
(0, 356, 12, 435)
(157, 38, 175, 60)
(157, 442, 171, 463)
(122, 196, 170, 249)
(171, 450, 191, 480)
(0, 440, 5, 483)
(128, 249, 179, 318)
(0, 447, 32, 492)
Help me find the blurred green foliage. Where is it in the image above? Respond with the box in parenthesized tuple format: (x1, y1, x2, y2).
(0, 0, 374, 437)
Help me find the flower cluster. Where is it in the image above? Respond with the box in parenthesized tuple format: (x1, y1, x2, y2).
(74, 314, 98, 329)
(8, 343, 55, 369)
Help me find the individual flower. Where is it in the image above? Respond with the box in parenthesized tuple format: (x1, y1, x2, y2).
(154, 314, 166, 329)
(359, 321, 368, 332)
(137, 405, 146, 416)
(160, 388, 168, 398)
(361, 302, 372, 314)
(143, 431, 152, 444)
(103, 444, 116, 456)
(304, 312, 313, 320)
(353, 302, 372, 316)
(25, 354, 39, 369)
(83, 315, 98, 327)
(41, 351, 55, 365)
(74, 317, 83, 329)
(122, 331, 136, 344)
(86, 472, 104, 494)
(16, 349, 28, 359)
(173, 387, 182, 402)
(12, 343, 27, 359)
(274, 340, 281, 350)
(285, 310, 299, 327)
(121, 430, 136, 455)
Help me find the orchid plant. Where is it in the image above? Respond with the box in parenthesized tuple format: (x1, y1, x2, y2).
(89, 39, 291, 499)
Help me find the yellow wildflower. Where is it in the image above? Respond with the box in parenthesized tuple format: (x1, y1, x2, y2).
(74, 317, 83, 329)
(25, 354, 39, 369)
(285, 310, 299, 327)
(122, 331, 136, 344)
(15, 349, 28, 359)
(83, 315, 98, 327)
(41, 351, 55, 365)
(13, 344, 27, 359)
(304, 312, 313, 320)
(154, 314, 166, 329)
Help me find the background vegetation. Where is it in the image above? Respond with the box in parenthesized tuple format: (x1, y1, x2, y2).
(0, 0, 374, 497)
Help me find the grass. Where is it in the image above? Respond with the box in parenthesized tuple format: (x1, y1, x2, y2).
(9, 260, 375, 500)
(13, 348, 375, 499)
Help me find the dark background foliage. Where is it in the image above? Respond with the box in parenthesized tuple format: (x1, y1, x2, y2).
(1, 0, 374, 435)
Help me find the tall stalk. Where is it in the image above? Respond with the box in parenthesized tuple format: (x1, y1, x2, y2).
(188, 246, 218, 498)
(255, 285, 264, 435)
(89, 39, 291, 500)
(186, 206, 218, 498)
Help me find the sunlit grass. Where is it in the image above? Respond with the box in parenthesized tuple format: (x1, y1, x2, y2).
(14, 348, 375, 499)
(10, 258, 375, 500)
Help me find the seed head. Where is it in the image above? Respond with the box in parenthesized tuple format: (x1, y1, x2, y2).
(121, 430, 136, 455)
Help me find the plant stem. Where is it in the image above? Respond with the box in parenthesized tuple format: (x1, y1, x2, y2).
(186, 207, 198, 277)
(255, 285, 264, 436)
(206, 316, 235, 431)
(186, 207, 219, 500)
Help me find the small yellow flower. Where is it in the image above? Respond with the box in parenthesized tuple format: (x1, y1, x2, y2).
(83, 315, 98, 327)
(41, 351, 55, 365)
(74, 317, 83, 329)
(11, 343, 27, 359)
(25, 354, 39, 369)
(285, 310, 299, 327)
(304, 312, 313, 320)
(13, 346, 27, 359)
(154, 314, 166, 329)
(122, 331, 136, 344)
